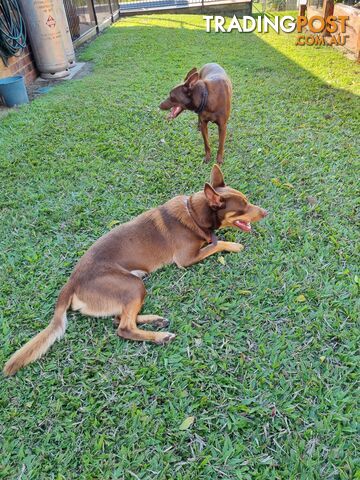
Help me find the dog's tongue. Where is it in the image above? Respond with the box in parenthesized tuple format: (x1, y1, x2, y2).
(168, 105, 183, 119)
(234, 220, 251, 232)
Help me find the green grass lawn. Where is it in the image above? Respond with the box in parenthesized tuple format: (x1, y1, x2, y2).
(0, 14, 359, 479)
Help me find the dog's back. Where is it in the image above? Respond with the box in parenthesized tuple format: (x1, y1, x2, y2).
(200, 63, 231, 84)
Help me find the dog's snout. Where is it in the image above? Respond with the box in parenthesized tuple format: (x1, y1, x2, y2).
(262, 209, 269, 218)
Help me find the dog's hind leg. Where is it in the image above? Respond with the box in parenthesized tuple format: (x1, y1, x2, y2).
(78, 272, 175, 344)
(136, 315, 170, 328)
(113, 314, 169, 329)
(117, 301, 175, 344)
(114, 275, 174, 343)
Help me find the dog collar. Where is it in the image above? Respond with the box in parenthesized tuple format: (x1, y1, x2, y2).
(186, 197, 218, 245)
(194, 85, 208, 115)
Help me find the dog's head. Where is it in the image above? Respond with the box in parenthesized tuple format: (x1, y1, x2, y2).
(202, 165, 268, 232)
(159, 67, 200, 120)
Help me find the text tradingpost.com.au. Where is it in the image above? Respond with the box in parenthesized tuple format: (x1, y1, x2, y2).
(203, 15, 349, 46)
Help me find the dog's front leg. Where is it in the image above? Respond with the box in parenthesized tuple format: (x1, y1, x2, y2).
(200, 120, 211, 163)
(216, 121, 227, 164)
(176, 241, 243, 267)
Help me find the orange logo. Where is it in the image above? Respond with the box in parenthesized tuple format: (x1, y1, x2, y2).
(297, 15, 348, 33)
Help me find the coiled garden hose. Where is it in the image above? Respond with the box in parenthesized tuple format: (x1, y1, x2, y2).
(0, 0, 26, 66)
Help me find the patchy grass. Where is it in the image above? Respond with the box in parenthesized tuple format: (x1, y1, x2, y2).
(0, 14, 359, 480)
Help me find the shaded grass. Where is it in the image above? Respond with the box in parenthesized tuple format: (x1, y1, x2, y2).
(0, 14, 359, 480)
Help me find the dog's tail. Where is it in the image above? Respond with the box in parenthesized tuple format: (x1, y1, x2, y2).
(3, 284, 73, 376)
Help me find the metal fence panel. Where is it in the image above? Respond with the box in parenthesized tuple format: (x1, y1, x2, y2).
(64, 0, 117, 41)
(118, 0, 237, 13)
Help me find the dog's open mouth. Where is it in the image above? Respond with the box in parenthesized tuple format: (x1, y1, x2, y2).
(168, 105, 183, 119)
(234, 220, 251, 232)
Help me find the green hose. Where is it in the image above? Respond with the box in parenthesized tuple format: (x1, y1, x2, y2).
(0, 0, 26, 67)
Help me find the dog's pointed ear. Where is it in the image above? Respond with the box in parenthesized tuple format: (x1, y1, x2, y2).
(184, 71, 199, 89)
(211, 164, 225, 188)
(184, 67, 197, 81)
(204, 183, 225, 209)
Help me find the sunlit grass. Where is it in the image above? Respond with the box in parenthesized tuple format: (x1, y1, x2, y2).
(116, 13, 360, 94)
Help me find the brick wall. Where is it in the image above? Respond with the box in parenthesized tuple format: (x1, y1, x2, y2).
(0, 45, 38, 85)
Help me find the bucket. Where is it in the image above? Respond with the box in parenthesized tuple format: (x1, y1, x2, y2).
(0, 76, 29, 107)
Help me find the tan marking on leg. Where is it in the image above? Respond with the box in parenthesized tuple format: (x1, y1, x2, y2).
(72, 293, 123, 317)
(71, 294, 86, 311)
(130, 270, 147, 278)
(137, 315, 163, 323)
(117, 302, 175, 344)
(136, 315, 169, 328)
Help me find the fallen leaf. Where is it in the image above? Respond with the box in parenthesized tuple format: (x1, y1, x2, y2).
(179, 416, 195, 431)
(271, 178, 282, 187)
(296, 294, 306, 303)
(218, 256, 226, 265)
(107, 220, 120, 229)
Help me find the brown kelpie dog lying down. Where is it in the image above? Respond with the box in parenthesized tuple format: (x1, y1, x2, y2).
(160, 63, 232, 164)
(3, 166, 267, 376)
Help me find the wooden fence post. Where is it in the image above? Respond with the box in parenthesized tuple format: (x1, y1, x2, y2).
(87, 0, 99, 33)
(299, 0, 307, 17)
(323, 0, 334, 17)
(108, 0, 114, 22)
(322, 0, 334, 36)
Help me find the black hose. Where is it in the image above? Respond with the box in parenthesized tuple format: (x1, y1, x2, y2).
(0, 0, 26, 67)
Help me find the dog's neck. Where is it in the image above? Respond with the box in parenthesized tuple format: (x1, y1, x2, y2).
(191, 81, 208, 114)
(186, 196, 219, 244)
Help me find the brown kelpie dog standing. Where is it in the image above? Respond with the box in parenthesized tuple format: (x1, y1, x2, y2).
(160, 63, 232, 164)
(3, 166, 267, 376)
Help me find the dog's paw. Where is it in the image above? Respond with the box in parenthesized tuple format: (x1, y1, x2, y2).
(216, 155, 224, 165)
(204, 154, 211, 164)
(155, 332, 176, 345)
(154, 318, 170, 329)
(226, 242, 244, 253)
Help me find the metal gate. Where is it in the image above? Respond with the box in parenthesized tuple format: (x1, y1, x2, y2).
(64, 0, 120, 41)
(118, 0, 241, 14)
(64, 0, 252, 41)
